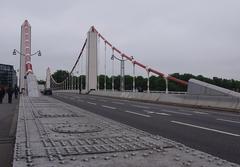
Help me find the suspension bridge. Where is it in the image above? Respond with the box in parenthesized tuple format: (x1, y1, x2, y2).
(13, 20, 240, 167)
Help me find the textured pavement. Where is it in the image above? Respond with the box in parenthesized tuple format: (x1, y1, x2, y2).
(13, 95, 240, 167)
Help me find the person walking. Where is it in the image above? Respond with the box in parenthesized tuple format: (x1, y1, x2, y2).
(0, 86, 5, 104)
(7, 86, 13, 104)
(14, 85, 19, 99)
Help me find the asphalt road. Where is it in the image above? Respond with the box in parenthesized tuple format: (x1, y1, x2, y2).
(52, 92, 240, 165)
(0, 95, 19, 167)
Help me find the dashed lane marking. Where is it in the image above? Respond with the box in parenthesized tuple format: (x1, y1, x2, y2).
(102, 105, 116, 110)
(124, 110, 151, 117)
(161, 109, 192, 116)
(131, 105, 150, 109)
(87, 102, 96, 105)
(171, 120, 240, 137)
(143, 110, 155, 114)
(217, 118, 240, 124)
(155, 112, 170, 116)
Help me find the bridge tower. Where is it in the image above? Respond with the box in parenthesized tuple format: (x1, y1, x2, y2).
(20, 20, 32, 92)
(85, 27, 98, 92)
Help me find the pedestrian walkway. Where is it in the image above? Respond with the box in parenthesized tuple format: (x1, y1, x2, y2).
(0, 95, 19, 167)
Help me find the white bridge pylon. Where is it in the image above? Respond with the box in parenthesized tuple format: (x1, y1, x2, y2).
(86, 27, 98, 91)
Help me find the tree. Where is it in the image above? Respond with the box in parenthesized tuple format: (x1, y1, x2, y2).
(51, 70, 69, 83)
(51, 70, 240, 93)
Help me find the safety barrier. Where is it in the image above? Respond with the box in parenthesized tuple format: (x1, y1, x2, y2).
(89, 91, 240, 112)
(52, 90, 240, 111)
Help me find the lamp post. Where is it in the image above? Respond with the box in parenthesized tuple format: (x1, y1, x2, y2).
(13, 49, 41, 93)
(13, 49, 41, 57)
(111, 54, 127, 91)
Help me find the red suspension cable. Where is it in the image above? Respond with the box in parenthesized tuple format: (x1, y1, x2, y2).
(91, 26, 188, 86)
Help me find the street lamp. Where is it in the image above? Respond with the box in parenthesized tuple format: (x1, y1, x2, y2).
(13, 49, 41, 57)
(111, 54, 127, 91)
(13, 48, 41, 93)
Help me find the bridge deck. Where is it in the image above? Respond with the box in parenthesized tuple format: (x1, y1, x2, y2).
(13, 95, 239, 167)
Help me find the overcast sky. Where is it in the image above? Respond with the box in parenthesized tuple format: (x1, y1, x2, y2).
(0, 0, 240, 80)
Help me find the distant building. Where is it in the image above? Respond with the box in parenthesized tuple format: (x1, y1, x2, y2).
(0, 64, 17, 88)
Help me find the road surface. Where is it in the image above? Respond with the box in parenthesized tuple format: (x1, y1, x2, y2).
(53, 92, 240, 164)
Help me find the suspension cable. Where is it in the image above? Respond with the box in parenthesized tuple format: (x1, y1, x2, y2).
(91, 26, 188, 86)
(50, 39, 87, 85)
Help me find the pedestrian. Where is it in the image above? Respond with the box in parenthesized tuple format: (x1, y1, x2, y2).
(14, 84, 19, 99)
(0, 86, 5, 104)
(7, 86, 13, 104)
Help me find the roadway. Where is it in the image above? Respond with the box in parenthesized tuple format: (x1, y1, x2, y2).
(52, 92, 240, 164)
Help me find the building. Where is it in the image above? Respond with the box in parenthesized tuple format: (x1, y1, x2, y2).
(0, 64, 17, 88)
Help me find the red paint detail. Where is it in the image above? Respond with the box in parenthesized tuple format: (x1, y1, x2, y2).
(149, 68, 164, 77)
(92, 26, 188, 86)
(113, 47, 121, 54)
(122, 53, 132, 61)
(105, 40, 112, 47)
(134, 61, 146, 69)
(167, 76, 188, 85)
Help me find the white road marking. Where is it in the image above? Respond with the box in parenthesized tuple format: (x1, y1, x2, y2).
(193, 111, 209, 115)
(77, 99, 84, 102)
(143, 110, 155, 114)
(161, 109, 192, 116)
(143, 110, 170, 116)
(124, 110, 150, 117)
(217, 118, 240, 124)
(131, 105, 150, 109)
(87, 102, 96, 105)
(102, 105, 116, 110)
(171, 120, 240, 137)
(155, 112, 170, 116)
(112, 102, 124, 105)
(89, 98, 96, 100)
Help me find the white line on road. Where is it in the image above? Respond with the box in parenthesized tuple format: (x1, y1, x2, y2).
(155, 112, 170, 116)
(171, 120, 240, 137)
(193, 111, 209, 115)
(87, 102, 96, 105)
(89, 98, 96, 100)
(143, 110, 170, 116)
(143, 110, 155, 114)
(217, 118, 240, 124)
(124, 110, 150, 117)
(77, 99, 84, 102)
(161, 109, 192, 116)
(112, 102, 124, 105)
(102, 105, 116, 110)
(131, 105, 150, 109)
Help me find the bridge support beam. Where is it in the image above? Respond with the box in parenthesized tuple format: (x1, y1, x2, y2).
(86, 28, 98, 92)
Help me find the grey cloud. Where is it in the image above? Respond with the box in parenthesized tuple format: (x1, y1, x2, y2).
(0, 0, 239, 80)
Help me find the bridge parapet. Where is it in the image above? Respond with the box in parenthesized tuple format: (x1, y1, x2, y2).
(188, 79, 240, 98)
(88, 90, 240, 112)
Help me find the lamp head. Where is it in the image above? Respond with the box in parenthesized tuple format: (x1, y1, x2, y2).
(13, 49, 16, 55)
(38, 50, 41, 56)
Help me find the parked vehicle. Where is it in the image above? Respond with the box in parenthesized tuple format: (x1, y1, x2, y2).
(43, 88, 52, 95)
